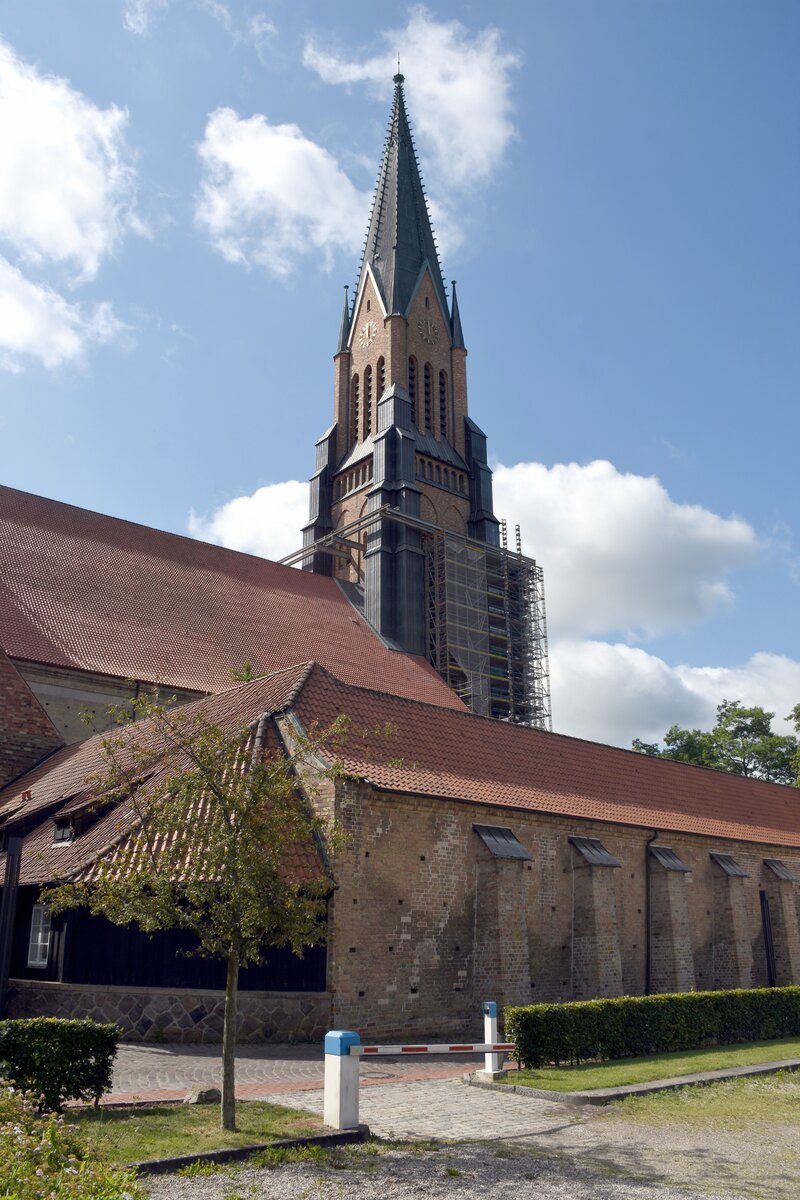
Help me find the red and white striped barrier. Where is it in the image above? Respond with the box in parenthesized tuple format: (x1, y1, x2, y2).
(323, 1001, 512, 1130)
(353, 1042, 514, 1056)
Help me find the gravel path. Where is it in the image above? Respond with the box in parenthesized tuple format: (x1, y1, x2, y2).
(143, 1141, 743, 1200)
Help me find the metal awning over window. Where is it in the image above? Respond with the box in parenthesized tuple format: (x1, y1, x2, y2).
(650, 845, 690, 872)
(764, 858, 798, 881)
(710, 852, 748, 877)
(473, 825, 532, 861)
(569, 836, 621, 867)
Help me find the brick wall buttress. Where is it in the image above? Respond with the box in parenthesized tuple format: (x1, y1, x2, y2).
(473, 855, 531, 1009)
(712, 870, 753, 989)
(762, 877, 800, 985)
(570, 856, 624, 999)
(649, 863, 695, 993)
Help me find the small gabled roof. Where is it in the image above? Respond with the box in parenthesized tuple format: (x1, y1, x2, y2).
(354, 74, 448, 321)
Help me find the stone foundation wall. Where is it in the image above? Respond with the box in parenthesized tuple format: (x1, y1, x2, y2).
(7, 980, 332, 1043)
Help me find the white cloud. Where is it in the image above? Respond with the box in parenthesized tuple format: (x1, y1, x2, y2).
(0, 39, 141, 283)
(195, 108, 369, 277)
(551, 642, 800, 747)
(0, 254, 125, 371)
(0, 40, 140, 373)
(123, 0, 168, 34)
(188, 480, 308, 562)
(303, 8, 519, 191)
(493, 460, 759, 641)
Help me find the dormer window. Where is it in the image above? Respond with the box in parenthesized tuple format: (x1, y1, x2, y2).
(52, 817, 74, 845)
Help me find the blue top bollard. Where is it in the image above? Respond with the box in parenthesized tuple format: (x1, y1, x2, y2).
(483, 1001, 497, 1018)
(324, 1030, 361, 1056)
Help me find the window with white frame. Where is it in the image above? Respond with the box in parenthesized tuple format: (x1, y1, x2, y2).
(28, 905, 52, 968)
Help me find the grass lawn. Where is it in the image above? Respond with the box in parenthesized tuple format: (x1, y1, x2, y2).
(503, 1037, 800, 1092)
(65, 1100, 321, 1166)
(617, 1071, 800, 1128)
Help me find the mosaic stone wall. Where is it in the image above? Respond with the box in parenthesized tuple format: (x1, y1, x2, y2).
(7, 980, 332, 1043)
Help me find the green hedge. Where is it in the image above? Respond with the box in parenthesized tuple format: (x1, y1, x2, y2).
(505, 987, 800, 1068)
(0, 1018, 119, 1111)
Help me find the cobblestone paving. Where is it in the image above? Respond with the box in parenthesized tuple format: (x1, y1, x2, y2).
(111, 1043, 485, 1102)
(275, 1076, 583, 1142)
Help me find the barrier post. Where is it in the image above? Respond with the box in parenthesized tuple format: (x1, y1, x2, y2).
(480, 1000, 506, 1079)
(323, 1030, 361, 1130)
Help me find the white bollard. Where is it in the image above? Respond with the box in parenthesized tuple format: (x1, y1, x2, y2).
(323, 1030, 361, 1130)
(482, 1000, 504, 1077)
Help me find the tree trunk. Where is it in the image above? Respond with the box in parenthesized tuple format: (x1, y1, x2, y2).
(221, 948, 239, 1130)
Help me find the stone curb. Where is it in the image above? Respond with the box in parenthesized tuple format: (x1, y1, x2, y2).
(465, 1057, 800, 1106)
(128, 1124, 371, 1175)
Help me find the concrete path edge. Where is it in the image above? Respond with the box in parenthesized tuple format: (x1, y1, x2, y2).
(465, 1056, 800, 1105)
(129, 1124, 371, 1175)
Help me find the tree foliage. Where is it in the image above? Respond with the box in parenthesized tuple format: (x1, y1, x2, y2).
(43, 694, 346, 1130)
(632, 699, 799, 785)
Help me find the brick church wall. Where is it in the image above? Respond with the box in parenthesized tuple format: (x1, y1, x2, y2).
(325, 781, 800, 1038)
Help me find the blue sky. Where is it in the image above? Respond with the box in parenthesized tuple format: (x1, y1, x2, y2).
(1, 1, 798, 747)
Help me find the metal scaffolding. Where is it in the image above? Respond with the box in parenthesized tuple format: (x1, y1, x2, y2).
(425, 525, 551, 730)
(282, 507, 552, 731)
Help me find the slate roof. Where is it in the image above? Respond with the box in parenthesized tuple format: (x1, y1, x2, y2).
(4, 662, 800, 887)
(0, 485, 464, 711)
(354, 74, 449, 321)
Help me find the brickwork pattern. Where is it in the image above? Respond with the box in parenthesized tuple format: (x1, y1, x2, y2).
(649, 863, 695, 993)
(7, 980, 332, 1044)
(0, 647, 63, 787)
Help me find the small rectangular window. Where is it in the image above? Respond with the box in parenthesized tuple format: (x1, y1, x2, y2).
(28, 905, 52, 968)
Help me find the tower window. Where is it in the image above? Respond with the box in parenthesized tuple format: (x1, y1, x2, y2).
(364, 366, 373, 436)
(439, 370, 448, 440)
(408, 356, 417, 425)
(425, 295, 430, 309)
(377, 356, 385, 398)
(424, 363, 432, 432)
(367, 299, 371, 312)
(351, 374, 360, 443)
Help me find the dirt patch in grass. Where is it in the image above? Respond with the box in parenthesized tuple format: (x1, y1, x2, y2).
(65, 1099, 320, 1166)
(504, 1037, 800, 1091)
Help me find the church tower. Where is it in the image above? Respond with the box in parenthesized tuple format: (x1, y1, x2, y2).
(300, 75, 551, 729)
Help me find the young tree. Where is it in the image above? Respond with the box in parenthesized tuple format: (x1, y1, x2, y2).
(632, 699, 799, 785)
(43, 694, 344, 1131)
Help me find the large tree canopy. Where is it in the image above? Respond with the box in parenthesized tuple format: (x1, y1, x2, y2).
(44, 693, 345, 1130)
(632, 699, 799, 786)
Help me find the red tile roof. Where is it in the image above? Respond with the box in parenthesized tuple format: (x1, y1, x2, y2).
(0, 485, 464, 710)
(289, 666, 800, 849)
(4, 663, 800, 879)
(0, 664, 324, 886)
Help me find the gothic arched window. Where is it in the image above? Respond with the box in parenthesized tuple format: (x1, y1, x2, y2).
(351, 374, 360, 443)
(408, 356, 417, 425)
(423, 363, 432, 432)
(364, 365, 373, 436)
(439, 371, 448, 440)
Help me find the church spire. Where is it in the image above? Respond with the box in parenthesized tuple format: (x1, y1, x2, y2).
(450, 279, 465, 349)
(336, 285, 350, 354)
(354, 73, 448, 320)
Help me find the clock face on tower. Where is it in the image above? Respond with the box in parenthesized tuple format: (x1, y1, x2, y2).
(358, 320, 377, 349)
(418, 317, 439, 345)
